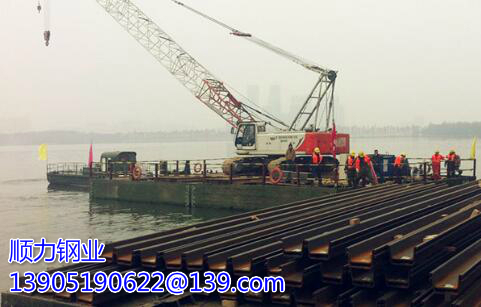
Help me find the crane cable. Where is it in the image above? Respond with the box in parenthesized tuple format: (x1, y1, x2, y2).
(171, 0, 332, 75)
(171, 0, 293, 129)
(37, 0, 51, 46)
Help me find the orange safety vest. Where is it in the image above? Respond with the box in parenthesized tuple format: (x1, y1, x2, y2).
(355, 156, 371, 171)
(394, 155, 404, 167)
(312, 153, 323, 164)
(432, 154, 444, 164)
(347, 156, 355, 169)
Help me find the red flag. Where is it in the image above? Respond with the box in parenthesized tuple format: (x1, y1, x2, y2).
(88, 144, 93, 169)
(331, 122, 337, 159)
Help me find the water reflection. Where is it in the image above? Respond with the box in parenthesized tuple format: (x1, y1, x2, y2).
(87, 198, 241, 244)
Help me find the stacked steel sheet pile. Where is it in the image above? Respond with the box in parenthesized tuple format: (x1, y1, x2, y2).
(6, 181, 481, 306)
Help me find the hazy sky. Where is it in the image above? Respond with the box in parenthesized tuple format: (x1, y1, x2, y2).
(1, 0, 480, 133)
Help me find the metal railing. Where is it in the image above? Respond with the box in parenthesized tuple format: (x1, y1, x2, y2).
(48, 162, 92, 176)
(47, 157, 476, 186)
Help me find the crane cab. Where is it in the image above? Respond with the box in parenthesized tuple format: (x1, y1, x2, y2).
(234, 123, 260, 151)
(234, 122, 304, 156)
(100, 151, 137, 174)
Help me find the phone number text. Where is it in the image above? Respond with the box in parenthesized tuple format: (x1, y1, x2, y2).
(10, 270, 285, 295)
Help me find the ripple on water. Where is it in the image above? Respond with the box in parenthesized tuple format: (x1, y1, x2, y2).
(0, 181, 240, 292)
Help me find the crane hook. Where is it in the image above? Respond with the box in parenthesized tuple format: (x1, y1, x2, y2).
(43, 30, 50, 46)
(37, 1, 42, 13)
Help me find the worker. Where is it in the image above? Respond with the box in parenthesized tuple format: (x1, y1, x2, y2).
(344, 151, 357, 187)
(454, 152, 462, 175)
(431, 150, 444, 180)
(285, 143, 296, 182)
(393, 153, 406, 184)
(446, 150, 457, 178)
(183, 160, 191, 176)
(355, 151, 373, 187)
(311, 147, 323, 185)
(371, 149, 383, 182)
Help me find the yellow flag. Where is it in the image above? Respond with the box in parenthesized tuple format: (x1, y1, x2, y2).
(471, 137, 477, 160)
(38, 144, 48, 161)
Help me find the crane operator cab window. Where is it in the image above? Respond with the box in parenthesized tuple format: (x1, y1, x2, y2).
(235, 124, 256, 149)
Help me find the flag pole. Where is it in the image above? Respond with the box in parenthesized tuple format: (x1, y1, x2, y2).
(89, 140, 93, 178)
(46, 144, 48, 177)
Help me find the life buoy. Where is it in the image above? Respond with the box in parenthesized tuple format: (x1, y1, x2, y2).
(270, 167, 284, 184)
(193, 163, 203, 174)
(132, 165, 142, 180)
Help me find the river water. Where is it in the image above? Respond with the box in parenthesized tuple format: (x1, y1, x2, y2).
(0, 137, 478, 292)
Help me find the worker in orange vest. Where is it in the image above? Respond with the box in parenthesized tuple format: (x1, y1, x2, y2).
(446, 150, 457, 178)
(355, 151, 373, 187)
(431, 150, 444, 180)
(311, 147, 323, 185)
(393, 153, 406, 183)
(344, 151, 357, 187)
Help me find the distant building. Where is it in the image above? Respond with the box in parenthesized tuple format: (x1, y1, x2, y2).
(268, 85, 282, 115)
(246, 84, 260, 106)
(289, 95, 304, 121)
(333, 95, 345, 127)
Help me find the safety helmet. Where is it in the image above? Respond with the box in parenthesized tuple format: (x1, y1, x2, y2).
(435, 150, 440, 154)
(401, 153, 406, 157)
(450, 149, 455, 154)
(359, 151, 365, 157)
(350, 151, 356, 156)
(314, 147, 320, 153)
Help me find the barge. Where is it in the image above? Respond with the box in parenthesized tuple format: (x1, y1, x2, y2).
(47, 151, 476, 210)
(47, 151, 136, 190)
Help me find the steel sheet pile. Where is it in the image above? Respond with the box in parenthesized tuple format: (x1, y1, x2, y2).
(7, 181, 481, 306)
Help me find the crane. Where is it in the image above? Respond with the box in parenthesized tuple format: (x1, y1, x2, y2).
(79, 0, 350, 174)
(171, 0, 338, 132)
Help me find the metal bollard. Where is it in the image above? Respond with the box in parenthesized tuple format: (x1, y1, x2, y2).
(203, 160, 207, 178)
(229, 163, 233, 184)
(109, 162, 113, 180)
(155, 163, 159, 179)
(176, 160, 179, 175)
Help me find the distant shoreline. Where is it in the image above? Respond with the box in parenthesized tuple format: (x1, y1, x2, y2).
(1, 122, 479, 146)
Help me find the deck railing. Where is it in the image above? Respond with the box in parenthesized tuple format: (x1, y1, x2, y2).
(47, 157, 476, 186)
